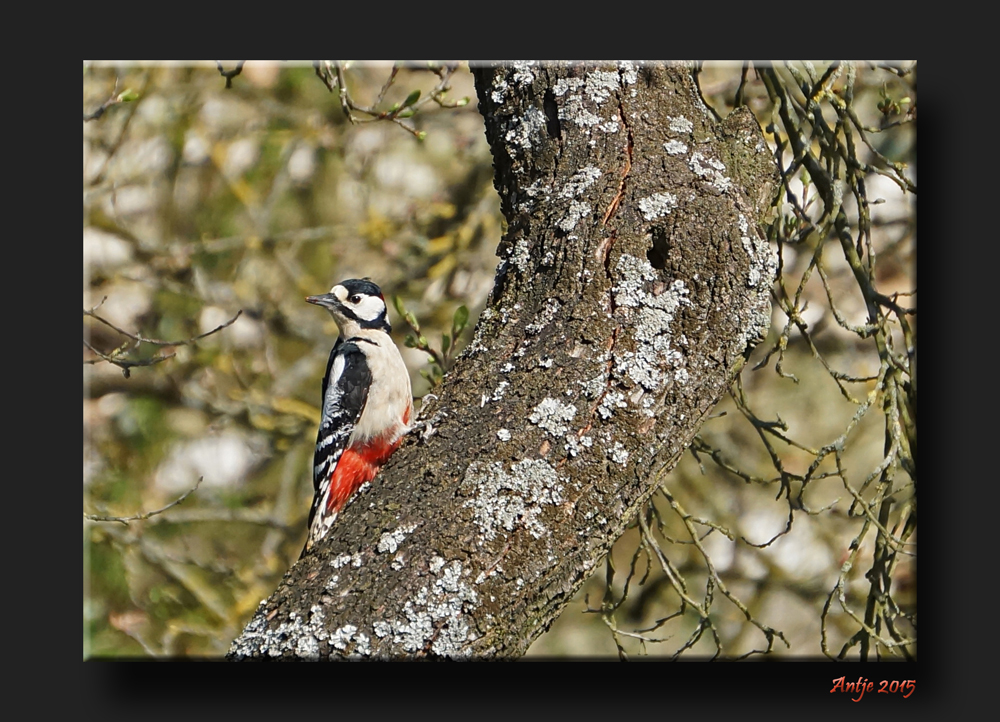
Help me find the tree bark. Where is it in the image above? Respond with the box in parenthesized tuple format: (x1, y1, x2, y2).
(228, 62, 778, 659)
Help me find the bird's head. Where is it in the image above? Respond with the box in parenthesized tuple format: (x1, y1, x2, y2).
(306, 278, 390, 335)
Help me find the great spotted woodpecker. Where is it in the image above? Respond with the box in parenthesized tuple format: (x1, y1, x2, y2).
(302, 279, 413, 555)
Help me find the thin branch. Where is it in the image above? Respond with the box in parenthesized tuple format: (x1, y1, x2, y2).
(83, 305, 242, 376)
(314, 61, 465, 140)
(85, 477, 203, 525)
(216, 61, 246, 89)
(82, 338, 176, 378)
(84, 306, 242, 347)
(658, 484, 789, 655)
(84, 77, 122, 121)
(143, 508, 291, 529)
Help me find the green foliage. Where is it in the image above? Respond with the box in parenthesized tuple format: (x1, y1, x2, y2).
(876, 83, 912, 118)
(401, 89, 421, 108)
(395, 295, 470, 387)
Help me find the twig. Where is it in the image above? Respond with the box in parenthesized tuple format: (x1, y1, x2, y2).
(83, 338, 176, 377)
(85, 477, 203, 525)
(84, 305, 242, 347)
(84, 77, 136, 121)
(314, 61, 465, 139)
(216, 61, 246, 89)
(84, 304, 242, 377)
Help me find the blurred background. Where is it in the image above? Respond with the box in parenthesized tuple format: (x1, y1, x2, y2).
(83, 61, 915, 658)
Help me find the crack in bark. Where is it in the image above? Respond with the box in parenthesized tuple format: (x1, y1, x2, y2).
(586, 83, 637, 436)
(600, 94, 634, 226)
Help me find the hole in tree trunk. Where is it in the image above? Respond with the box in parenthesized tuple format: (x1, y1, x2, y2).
(647, 226, 671, 270)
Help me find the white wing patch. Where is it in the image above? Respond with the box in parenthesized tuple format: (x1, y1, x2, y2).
(303, 341, 373, 554)
(313, 349, 369, 487)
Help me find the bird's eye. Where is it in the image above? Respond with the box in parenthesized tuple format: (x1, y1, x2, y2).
(350, 295, 362, 304)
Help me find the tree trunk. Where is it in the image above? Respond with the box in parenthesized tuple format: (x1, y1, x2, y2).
(228, 62, 778, 659)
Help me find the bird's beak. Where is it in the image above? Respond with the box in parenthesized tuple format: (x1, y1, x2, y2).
(306, 293, 340, 309)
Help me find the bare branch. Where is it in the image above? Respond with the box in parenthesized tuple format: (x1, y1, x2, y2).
(83, 306, 242, 376)
(216, 61, 246, 89)
(314, 61, 466, 140)
(85, 477, 203, 525)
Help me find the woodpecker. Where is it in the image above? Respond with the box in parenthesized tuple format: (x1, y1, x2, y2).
(302, 279, 413, 555)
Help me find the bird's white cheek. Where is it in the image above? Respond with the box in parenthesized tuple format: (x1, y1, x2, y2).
(353, 295, 386, 322)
